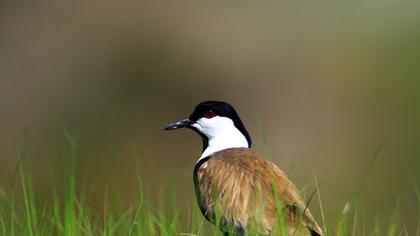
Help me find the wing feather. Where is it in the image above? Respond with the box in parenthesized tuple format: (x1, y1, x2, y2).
(195, 148, 323, 236)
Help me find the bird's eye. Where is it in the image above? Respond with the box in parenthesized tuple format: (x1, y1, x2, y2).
(203, 110, 217, 118)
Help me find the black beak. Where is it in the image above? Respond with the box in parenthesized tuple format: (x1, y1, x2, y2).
(164, 118, 194, 130)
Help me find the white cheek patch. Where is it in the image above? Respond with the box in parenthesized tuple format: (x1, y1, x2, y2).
(192, 116, 249, 162)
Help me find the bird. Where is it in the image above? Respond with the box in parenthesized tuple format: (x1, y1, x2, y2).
(165, 101, 323, 236)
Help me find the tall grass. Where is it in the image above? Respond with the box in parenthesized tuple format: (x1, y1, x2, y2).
(0, 139, 417, 235)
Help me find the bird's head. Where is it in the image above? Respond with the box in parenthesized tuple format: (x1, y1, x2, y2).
(165, 101, 252, 154)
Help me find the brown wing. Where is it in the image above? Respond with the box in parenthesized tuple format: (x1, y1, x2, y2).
(195, 148, 323, 236)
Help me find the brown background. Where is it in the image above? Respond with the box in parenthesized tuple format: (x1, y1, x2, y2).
(1, 0, 420, 233)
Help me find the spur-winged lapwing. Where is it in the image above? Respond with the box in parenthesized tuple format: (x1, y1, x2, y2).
(165, 101, 323, 236)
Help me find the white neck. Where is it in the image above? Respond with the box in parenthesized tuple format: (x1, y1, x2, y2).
(192, 116, 249, 162)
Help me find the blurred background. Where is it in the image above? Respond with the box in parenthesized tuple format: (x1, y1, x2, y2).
(1, 0, 420, 233)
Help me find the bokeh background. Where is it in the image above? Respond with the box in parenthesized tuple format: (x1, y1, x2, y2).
(1, 0, 420, 233)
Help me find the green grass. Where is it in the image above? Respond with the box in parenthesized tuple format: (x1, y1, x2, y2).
(0, 140, 417, 236)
